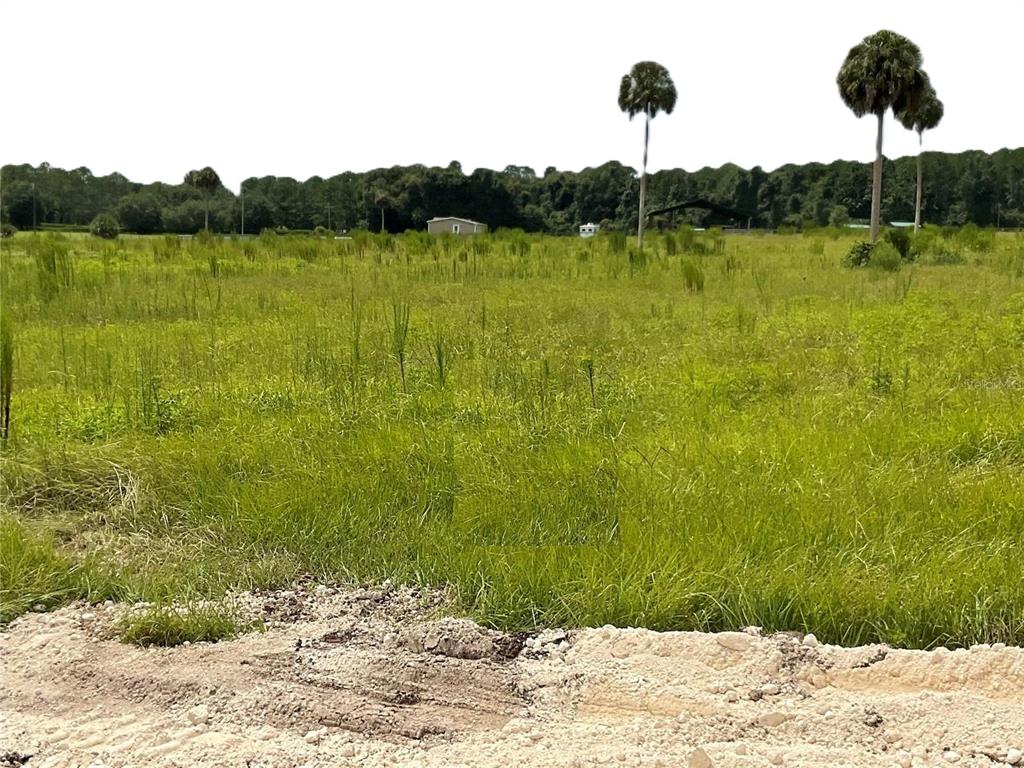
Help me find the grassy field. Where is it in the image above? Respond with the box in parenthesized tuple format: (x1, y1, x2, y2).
(1, 227, 1023, 648)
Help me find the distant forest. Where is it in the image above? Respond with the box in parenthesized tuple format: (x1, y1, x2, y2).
(2, 147, 1022, 235)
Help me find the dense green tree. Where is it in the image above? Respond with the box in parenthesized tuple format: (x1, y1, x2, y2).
(238, 189, 275, 234)
(837, 30, 928, 241)
(184, 167, 222, 230)
(162, 200, 206, 234)
(1, 181, 39, 229)
(618, 61, 677, 248)
(116, 192, 163, 234)
(829, 204, 851, 227)
(898, 80, 944, 230)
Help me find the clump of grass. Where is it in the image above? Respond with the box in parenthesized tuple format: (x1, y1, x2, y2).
(433, 331, 449, 388)
(606, 230, 627, 254)
(391, 299, 411, 392)
(30, 237, 75, 301)
(0, 515, 77, 623)
(116, 601, 257, 647)
(1, 453, 139, 518)
(681, 259, 704, 293)
(0, 309, 12, 442)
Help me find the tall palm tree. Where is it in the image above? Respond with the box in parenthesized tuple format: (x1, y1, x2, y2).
(184, 167, 222, 231)
(898, 81, 944, 232)
(618, 61, 677, 249)
(837, 30, 927, 242)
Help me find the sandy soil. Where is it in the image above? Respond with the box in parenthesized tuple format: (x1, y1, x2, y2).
(1, 582, 1021, 768)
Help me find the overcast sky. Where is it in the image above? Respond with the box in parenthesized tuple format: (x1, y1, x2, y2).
(1, 0, 1022, 192)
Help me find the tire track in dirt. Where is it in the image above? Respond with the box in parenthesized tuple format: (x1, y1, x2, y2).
(2, 586, 1022, 768)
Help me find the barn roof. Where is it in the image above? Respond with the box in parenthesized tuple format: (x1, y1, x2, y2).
(427, 216, 485, 226)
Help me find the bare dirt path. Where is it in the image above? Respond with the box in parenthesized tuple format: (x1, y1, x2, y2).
(2, 583, 1022, 768)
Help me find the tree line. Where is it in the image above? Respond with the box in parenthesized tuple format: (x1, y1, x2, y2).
(2, 147, 1022, 236)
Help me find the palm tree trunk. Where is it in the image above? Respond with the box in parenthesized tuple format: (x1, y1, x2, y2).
(870, 111, 884, 243)
(637, 110, 650, 249)
(914, 132, 923, 232)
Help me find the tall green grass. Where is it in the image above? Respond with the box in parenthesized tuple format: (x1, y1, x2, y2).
(1, 228, 1022, 647)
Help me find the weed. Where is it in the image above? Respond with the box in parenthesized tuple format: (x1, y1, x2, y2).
(391, 299, 411, 392)
(116, 601, 258, 647)
(433, 332, 449, 389)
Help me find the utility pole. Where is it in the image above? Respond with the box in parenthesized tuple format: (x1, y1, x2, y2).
(327, 202, 332, 231)
(31, 182, 36, 231)
(240, 184, 245, 236)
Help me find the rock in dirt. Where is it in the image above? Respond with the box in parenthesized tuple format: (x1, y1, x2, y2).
(399, 618, 523, 660)
(688, 746, 714, 767)
(716, 632, 754, 652)
(758, 712, 792, 728)
(186, 704, 209, 725)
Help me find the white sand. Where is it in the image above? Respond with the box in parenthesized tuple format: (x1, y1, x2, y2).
(2, 584, 1021, 768)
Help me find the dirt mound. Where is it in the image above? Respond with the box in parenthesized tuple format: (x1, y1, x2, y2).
(398, 618, 528, 660)
(2, 585, 1022, 767)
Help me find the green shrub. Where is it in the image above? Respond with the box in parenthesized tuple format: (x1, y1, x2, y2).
(884, 228, 912, 260)
(868, 241, 902, 271)
(1, 222, 16, 238)
(313, 225, 332, 238)
(89, 213, 119, 239)
(910, 229, 937, 259)
(843, 241, 874, 268)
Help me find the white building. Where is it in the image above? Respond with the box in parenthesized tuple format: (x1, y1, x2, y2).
(579, 222, 599, 238)
(426, 216, 487, 235)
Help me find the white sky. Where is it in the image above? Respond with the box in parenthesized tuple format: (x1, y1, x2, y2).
(1, 0, 1022, 192)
